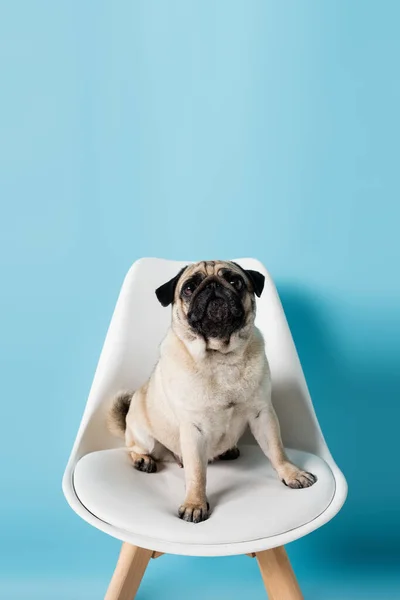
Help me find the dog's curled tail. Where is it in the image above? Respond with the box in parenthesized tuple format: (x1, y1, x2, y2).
(107, 391, 133, 438)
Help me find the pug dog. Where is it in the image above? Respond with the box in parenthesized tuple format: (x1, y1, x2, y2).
(108, 260, 316, 523)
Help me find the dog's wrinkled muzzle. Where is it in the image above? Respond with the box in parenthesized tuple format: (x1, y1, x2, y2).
(188, 281, 244, 338)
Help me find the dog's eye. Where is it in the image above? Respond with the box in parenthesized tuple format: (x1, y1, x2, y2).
(182, 282, 196, 297)
(229, 276, 243, 291)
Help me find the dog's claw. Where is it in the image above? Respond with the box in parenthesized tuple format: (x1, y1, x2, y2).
(173, 454, 184, 468)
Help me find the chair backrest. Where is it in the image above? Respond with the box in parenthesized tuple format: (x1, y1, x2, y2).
(69, 258, 332, 464)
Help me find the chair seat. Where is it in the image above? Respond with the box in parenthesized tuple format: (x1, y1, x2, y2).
(73, 445, 335, 547)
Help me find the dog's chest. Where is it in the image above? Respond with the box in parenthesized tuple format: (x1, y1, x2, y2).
(200, 358, 260, 404)
(185, 360, 259, 439)
(206, 400, 255, 461)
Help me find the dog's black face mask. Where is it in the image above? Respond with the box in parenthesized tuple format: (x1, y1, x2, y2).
(186, 276, 245, 339)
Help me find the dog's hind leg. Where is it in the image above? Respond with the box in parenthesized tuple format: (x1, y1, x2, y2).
(126, 423, 159, 474)
(124, 386, 162, 474)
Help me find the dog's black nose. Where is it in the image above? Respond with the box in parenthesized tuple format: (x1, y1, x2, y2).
(207, 298, 229, 322)
(209, 281, 221, 289)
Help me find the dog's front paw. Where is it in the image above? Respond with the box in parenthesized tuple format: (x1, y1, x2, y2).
(178, 500, 210, 523)
(132, 454, 157, 473)
(279, 463, 317, 489)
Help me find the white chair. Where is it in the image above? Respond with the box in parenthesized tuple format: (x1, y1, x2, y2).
(62, 257, 347, 600)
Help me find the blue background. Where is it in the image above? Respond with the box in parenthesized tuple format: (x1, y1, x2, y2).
(1, 1, 399, 598)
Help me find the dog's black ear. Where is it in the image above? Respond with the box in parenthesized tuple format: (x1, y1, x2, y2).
(155, 267, 187, 307)
(232, 263, 265, 297)
(245, 269, 265, 297)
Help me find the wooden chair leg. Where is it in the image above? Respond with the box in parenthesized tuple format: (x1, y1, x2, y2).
(105, 543, 153, 600)
(255, 546, 303, 600)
